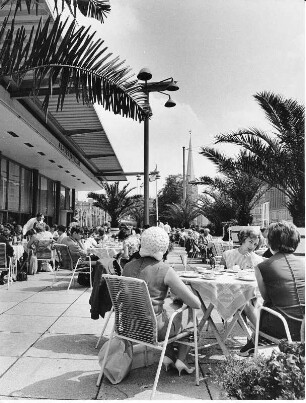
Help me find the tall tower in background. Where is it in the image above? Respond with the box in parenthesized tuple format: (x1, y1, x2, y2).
(185, 131, 209, 227)
(186, 132, 198, 200)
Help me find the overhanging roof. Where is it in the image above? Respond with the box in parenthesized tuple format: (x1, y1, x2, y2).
(0, 1, 128, 187)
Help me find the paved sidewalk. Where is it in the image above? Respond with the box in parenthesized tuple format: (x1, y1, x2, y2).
(0, 248, 246, 400)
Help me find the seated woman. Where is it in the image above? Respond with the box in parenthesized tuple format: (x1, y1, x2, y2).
(123, 226, 201, 375)
(240, 221, 305, 356)
(117, 227, 140, 269)
(198, 228, 213, 262)
(220, 228, 264, 270)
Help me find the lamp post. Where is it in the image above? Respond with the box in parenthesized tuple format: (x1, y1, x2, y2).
(155, 173, 160, 224)
(137, 68, 179, 226)
(136, 174, 141, 195)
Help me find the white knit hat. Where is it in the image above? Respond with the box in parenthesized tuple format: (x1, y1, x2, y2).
(139, 226, 169, 261)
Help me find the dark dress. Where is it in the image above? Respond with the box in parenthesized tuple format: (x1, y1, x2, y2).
(123, 257, 186, 341)
(257, 252, 305, 340)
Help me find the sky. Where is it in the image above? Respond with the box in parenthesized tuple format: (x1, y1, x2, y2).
(77, 0, 304, 200)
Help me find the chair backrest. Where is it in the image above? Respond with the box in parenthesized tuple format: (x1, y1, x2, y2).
(0, 243, 7, 267)
(211, 241, 224, 256)
(34, 239, 52, 259)
(53, 243, 73, 270)
(103, 274, 158, 345)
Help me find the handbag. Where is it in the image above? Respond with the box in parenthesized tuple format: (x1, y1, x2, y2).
(98, 336, 133, 384)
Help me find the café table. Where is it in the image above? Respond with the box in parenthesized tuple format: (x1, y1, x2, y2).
(180, 268, 259, 356)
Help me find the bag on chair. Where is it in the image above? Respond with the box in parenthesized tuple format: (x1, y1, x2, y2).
(98, 336, 133, 384)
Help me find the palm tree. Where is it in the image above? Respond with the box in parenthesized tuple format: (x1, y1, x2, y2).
(196, 166, 266, 225)
(88, 182, 140, 228)
(0, 0, 148, 120)
(211, 91, 304, 226)
(164, 197, 201, 229)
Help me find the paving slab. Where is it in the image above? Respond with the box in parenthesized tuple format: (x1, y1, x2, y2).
(97, 361, 212, 400)
(0, 332, 40, 356)
(48, 316, 102, 335)
(0, 314, 57, 333)
(0, 291, 35, 303)
(4, 302, 71, 317)
(62, 302, 92, 317)
(0, 357, 18, 377)
(0, 356, 100, 400)
(25, 291, 81, 304)
(0, 302, 19, 314)
(24, 333, 98, 360)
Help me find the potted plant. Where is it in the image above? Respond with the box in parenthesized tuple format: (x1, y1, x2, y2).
(213, 340, 305, 400)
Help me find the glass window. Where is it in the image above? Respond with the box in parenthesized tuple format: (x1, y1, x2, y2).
(40, 176, 48, 215)
(0, 158, 8, 210)
(60, 186, 66, 209)
(7, 161, 20, 211)
(48, 179, 55, 216)
(20, 167, 32, 213)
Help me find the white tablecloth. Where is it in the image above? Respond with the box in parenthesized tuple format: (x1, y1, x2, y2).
(87, 246, 122, 259)
(12, 244, 24, 260)
(184, 273, 258, 321)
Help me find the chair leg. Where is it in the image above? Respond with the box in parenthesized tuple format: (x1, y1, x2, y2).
(151, 342, 168, 400)
(96, 324, 115, 387)
(193, 310, 199, 386)
(67, 269, 76, 290)
(95, 308, 114, 349)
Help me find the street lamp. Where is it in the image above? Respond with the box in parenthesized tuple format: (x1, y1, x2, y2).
(137, 67, 179, 226)
(136, 174, 141, 195)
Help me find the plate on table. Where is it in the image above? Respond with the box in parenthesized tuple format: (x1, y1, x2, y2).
(179, 272, 201, 278)
(237, 275, 256, 282)
(196, 267, 212, 274)
(201, 274, 216, 280)
(226, 269, 240, 274)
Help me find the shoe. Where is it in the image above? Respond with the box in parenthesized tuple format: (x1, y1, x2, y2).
(174, 359, 195, 376)
(239, 339, 255, 356)
(163, 356, 175, 372)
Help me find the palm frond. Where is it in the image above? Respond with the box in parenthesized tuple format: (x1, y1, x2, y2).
(1, 0, 111, 22)
(0, 15, 149, 121)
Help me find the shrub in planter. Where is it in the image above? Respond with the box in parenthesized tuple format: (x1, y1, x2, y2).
(213, 341, 305, 400)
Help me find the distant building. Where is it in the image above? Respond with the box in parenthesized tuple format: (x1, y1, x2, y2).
(251, 187, 292, 227)
(75, 199, 107, 228)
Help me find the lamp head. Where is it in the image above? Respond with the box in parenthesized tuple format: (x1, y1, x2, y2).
(137, 68, 152, 81)
(164, 95, 176, 108)
(166, 80, 179, 91)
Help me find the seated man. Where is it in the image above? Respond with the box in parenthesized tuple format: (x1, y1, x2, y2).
(61, 226, 87, 266)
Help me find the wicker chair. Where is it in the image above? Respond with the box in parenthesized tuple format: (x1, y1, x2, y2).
(254, 306, 303, 357)
(52, 243, 92, 290)
(97, 274, 199, 399)
(0, 243, 13, 289)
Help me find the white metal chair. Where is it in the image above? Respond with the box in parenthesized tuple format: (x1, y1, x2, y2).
(0, 243, 14, 289)
(52, 243, 92, 290)
(33, 239, 55, 272)
(253, 306, 303, 357)
(97, 274, 199, 399)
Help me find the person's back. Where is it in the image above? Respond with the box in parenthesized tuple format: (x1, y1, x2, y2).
(258, 253, 304, 320)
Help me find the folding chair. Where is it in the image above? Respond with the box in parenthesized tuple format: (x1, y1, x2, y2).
(0, 243, 14, 289)
(254, 306, 303, 357)
(52, 243, 92, 290)
(33, 239, 55, 271)
(210, 241, 224, 262)
(97, 274, 199, 399)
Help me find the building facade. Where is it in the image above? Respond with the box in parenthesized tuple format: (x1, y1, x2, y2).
(0, 1, 126, 227)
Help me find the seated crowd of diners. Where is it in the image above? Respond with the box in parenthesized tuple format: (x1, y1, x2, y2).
(0, 217, 304, 368)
